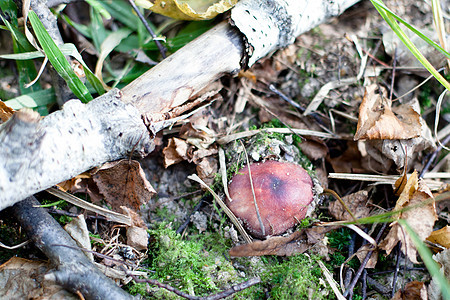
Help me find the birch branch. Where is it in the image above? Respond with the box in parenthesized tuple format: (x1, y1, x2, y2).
(0, 0, 360, 211)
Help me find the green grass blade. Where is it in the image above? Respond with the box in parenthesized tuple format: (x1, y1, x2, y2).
(85, 0, 111, 20)
(89, 5, 108, 51)
(371, 0, 450, 91)
(97, 0, 139, 31)
(62, 15, 92, 39)
(371, 0, 450, 60)
(0, 13, 41, 93)
(3, 88, 56, 111)
(61, 44, 105, 95)
(399, 220, 450, 300)
(28, 11, 93, 102)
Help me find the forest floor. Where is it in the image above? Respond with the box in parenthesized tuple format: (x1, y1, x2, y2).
(0, 0, 449, 299)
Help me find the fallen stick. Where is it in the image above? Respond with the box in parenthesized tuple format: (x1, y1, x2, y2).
(12, 196, 133, 300)
(0, 0, 360, 210)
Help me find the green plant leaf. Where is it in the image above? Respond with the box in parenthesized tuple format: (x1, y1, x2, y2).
(28, 10, 93, 102)
(97, 0, 139, 31)
(85, 0, 111, 20)
(3, 88, 56, 111)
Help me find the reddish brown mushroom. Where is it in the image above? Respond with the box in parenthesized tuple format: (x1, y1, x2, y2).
(226, 160, 314, 239)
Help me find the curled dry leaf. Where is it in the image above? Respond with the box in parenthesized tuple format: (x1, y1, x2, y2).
(391, 281, 427, 300)
(162, 137, 189, 167)
(296, 137, 328, 161)
(229, 230, 307, 257)
(379, 171, 438, 263)
(196, 156, 218, 186)
(354, 84, 421, 140)
(137, 0, 237, 20)
(92, 159, 156, 211)
(355, 244, 378, 268)
(328, 190, 371, 221)
(0, 100, 14, 123)
(427, 225, 450, 249)
(228, 226, 334, 257)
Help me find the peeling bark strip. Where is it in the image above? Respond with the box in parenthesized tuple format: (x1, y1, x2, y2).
(0, 90, 152, 210)
(13, 197, 133, 300)
(0, 0, 359, 211)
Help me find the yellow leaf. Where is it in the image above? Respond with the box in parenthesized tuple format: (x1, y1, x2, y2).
(139, 0, 238, 20)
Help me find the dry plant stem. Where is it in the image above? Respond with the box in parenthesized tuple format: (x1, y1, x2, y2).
(129, 273, 261, 300)
(188, 174, 252, 244)
(391, 242, 402, 298)
(176, 195, 208, 234)
(343, 223, 387, 298)
(322, 189, 357, 222)
(240, 140, 265, 236)
(361, 270, 367, 299)
(12, 196, 133, 300)
(47, 187, 132, 225)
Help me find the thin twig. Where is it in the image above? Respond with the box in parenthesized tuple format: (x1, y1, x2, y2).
(176, 195, 208, 234)
(129, 272, 261, 300)
(343, 223, 387, 297)
(127, 0, 167, 59)
(389, 47, 397, 101)
(361, 269, 367, 300)
(419, 133, 450, 178)
(240, 140, 265, 236)
(391, 242, 402, 298)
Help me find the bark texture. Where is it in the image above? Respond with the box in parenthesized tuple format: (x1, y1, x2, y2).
(0, 90, 152, 210)
(231, 0, 361, 66)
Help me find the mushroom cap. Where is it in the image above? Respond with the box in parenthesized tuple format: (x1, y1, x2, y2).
(227, 160, 313, 238)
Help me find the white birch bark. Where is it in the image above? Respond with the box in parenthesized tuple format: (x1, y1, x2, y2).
(0, 0, 360, 210)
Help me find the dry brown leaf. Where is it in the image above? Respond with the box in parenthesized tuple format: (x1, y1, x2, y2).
(354, 84, 421, 140)
(196, 156, 218, 186)
(0, 100, 14, 123)
(296, 137, 328, 160)
(57, 172, 91, 192)
(391, 281, 427, 300)
(427, 225, 450, 249)
(329, 190, 371, 221)
(355, 244, 378, 268)
(229, 230, 307, 257)
(93, 160, 156, 211)
(162, 137, 189, 168)
(379, 174, 437, 263)
(179, 122, 215, 148)
(0, 257, 77, 299)
(327, 141, 365, 173)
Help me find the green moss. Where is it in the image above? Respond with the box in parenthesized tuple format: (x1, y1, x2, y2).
(136, 224, 239, 299)
(327, 228, 352, 251)
(240, 255, 332, 299)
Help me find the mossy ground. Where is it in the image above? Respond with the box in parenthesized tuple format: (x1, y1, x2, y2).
(125, 223, 335, 299)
